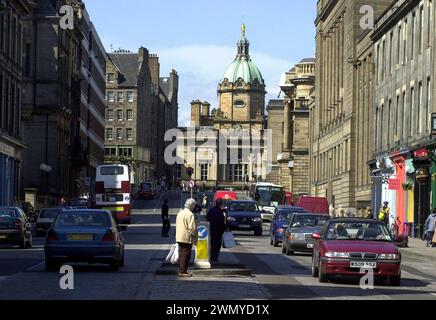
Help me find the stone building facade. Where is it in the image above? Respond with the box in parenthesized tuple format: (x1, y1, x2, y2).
(21, 0, 94, 208)
(311, 0, 392, 216)
(185, 26, 268, 189)
(266, 99, 285, 186)
(277, 59, 315, 197)
(368, 0, 436, 238)
(0, 0, 29, 206)
(105, 48, 153, 186)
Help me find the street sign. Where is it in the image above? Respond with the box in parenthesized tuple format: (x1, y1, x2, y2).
(189, 180, 195, 189)
(198, 226, 208, 240)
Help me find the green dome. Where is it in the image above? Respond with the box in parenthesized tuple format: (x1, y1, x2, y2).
(221, 25, 265, 85)
(222, 57, 265, 85)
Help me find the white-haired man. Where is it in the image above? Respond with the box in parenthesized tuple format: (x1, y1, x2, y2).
(176, 198, 198, 277)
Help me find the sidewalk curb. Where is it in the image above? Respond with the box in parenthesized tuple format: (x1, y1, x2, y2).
(157, 262, 252, 277)
(398, 247, 436, 264)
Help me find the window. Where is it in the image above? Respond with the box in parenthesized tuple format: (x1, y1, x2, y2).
(381, 40, 385, 81)
(410, 87, 415, 136)
(107, 91, 114, 102)
(389, 32, 394, 74)
(402, 92, 406, 139)
(116, 128, 123, 140)
(127, 109, 133, 121)
(418, 82, 423, 135)
(126, 128, 133, 141)
(201, 164, 208, 181)
(105, 148, 117, 156)
(106, 128, 113, 140)
(117, 91, 124, 102)
(388, 100, 392, 146)
(412, 12, 416, 58)
(395, 95, 400, 138)
(419, 6, 424, 54)
(427, 77, 432, 131)
(397, 25, 402, 65)
(107, 73, 115, 83)
(403, 19, 408, 63)
(428, 0, 433, 47)
(127, 91, 134, 102)
(117, 109, 123, 121)
(119, 147, 133, 157)
(107, 109, 114, 121)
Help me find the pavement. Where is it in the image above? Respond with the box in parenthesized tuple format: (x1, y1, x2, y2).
(398, 237, 436, 263)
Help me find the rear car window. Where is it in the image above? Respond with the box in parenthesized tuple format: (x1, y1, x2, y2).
(100, 166, 124, 175)
(229, 202, 257, 212)
(0, 209, 16, 218)
(40, 209, 61, 219)
(0, 209, 16, 228)
(55, 212, 111, 228)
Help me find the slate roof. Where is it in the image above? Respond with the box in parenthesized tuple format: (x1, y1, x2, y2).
(108, 53, 140, 87)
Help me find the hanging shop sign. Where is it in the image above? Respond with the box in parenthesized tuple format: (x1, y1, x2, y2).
(388, 178, 400, 190)
(416, 168, 430, 183)
(414, 149, 429, 160)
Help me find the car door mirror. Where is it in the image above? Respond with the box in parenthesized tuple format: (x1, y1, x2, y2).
(311, 233, 322, 240)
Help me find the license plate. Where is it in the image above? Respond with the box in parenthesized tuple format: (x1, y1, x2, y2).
(68, 234, 93, 241)
(350, 261, 377, 269)
(239, 225, 251, 229)
(0, 234, 6, 239)
(307, 243, 314, 249)
(109, 197, 116, 202)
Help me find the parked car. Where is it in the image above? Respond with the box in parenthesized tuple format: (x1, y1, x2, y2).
(269, 206, 307, 247)
(44, 209, 125, 271)
(311, 218, 401, 286)
(0, 207, 32, 248)
(294, 197, 329, 215)
(226, 200, 263, 236)
(282, 212, 330, 255)
(138, 182, 156, 199)
(36, 207, 71, 237)
(213, 190, 238, 211)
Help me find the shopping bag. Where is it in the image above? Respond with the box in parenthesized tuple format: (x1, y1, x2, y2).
(222, 231, 237, 249)
(170, 243, 179, 265)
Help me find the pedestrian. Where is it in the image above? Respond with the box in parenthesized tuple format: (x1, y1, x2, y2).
(378, 202, 390, 226)
(329, 204, 336, 219)
(244, 184, 249, 196)
(338, 205, 345, 218)
(425, 209, 436, 247)
(366, 208, 373, 219)
(193, 197, 202, 225)
(175, 199, 198, 277)
(161, 199, 170, 237)
(207, 198, 227, 263)
(58, 196, 67, 207)
(202, 194, 208, 209)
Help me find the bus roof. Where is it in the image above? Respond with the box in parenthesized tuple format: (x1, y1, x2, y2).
(254, 183, 283, 188)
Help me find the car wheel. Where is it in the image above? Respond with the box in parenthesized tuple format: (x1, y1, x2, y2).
(19, 237, 26, 249)
(281, 242, 286, 254)
(119, 247, 125, 267)
(311, 256, 319, 277)
(109, 259, 120, 271)
(389, 275, 401, 287)
(45, 259, 59, 272)
(269, 234, 273, 246)
(318, 259, 329, 283)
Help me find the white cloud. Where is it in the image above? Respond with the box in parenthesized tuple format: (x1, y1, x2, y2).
(157, 45, 294, 126)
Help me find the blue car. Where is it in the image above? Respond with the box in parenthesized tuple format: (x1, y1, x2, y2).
(270, 206, 307, 247)
(226, 200, 263, 236)
(44, 209, 125, 271)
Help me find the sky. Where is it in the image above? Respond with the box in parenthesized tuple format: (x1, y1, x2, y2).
(85, 0, 317, 126)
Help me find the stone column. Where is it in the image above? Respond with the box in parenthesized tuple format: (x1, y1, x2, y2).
(283, 100, 290, 152)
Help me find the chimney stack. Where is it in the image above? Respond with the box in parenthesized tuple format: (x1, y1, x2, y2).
(201, 101, 211, 117)
(191, 100, 202, 127)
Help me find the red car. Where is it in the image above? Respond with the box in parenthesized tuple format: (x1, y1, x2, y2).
(311, 218, 401, 286)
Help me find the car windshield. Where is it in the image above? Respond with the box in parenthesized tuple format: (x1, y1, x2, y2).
(0, 209, 16, 229)
(141, 183, 152, 192)
(291, 215, 330, 228)
(325, 221, 393, 241)
(222, 200, 232, 209)
(40, 209, 61, 219)
(255, 186, 284, 206)
(55, 212, 111, 228)
(276, 211, 294, 222)
(68, 199, 88, 206)
(229, 202, 257, 212)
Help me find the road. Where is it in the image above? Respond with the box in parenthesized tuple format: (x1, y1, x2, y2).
(0, 190, 436, 300)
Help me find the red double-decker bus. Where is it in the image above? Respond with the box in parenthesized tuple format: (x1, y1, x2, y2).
(95, 164, 131, 225)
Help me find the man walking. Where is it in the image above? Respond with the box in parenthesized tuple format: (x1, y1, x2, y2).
(207, 199, 227, 263)
(425, 209, 436, 247)
(161, 199, 170, 237)
(176, 199, 198, 277)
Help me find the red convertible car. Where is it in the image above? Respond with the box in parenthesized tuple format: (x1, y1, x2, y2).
(311, 218, 401, 286)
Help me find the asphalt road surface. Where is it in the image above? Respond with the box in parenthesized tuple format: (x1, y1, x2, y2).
(0, 190, 435, 300)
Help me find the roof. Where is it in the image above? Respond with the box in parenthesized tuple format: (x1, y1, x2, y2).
(108, 53, 140, 87)
(298, 58, 316, 64)
(222, 58, 264, 85)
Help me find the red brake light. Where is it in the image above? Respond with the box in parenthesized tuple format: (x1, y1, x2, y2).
(47, 230, 59, 241)
(102, 229, 116, 242)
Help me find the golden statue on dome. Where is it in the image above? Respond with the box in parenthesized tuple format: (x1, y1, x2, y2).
(241, 23, 246, 36)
